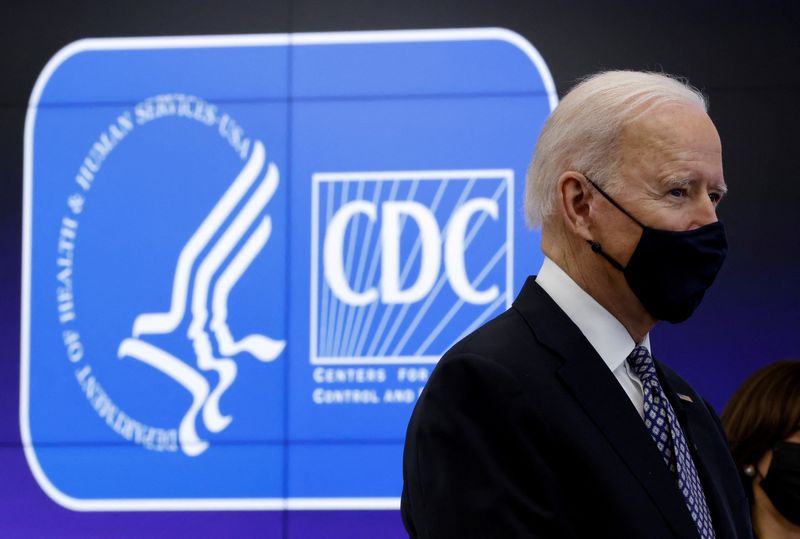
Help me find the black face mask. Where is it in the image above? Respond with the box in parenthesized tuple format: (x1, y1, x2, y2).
(761, 441, 800, 526)
(586, 179, 728, 323)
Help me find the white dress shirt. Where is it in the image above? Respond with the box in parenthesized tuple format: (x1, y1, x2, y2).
(535, 256, 648, 418)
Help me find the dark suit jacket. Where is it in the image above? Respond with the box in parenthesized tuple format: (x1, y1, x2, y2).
(401, 277, 751, 538)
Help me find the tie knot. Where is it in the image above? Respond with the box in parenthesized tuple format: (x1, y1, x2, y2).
(627, 346, 656, 379)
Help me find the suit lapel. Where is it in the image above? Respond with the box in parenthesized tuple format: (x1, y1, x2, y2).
(656, 363, 739, 538)
(513, 277, 699, 538)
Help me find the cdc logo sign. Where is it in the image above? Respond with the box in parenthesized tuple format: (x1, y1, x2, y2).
(21, 30, 555, 510)
(312, 170, 513, 365)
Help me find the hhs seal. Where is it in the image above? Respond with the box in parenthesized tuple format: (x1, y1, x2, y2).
(57, 93, 286, 460)
(22, 30, 556, 510)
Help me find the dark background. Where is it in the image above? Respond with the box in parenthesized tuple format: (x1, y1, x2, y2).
(2, 0, 798, 536)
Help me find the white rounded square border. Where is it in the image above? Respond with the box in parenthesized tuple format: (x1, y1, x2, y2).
(20, 27, 557, 512)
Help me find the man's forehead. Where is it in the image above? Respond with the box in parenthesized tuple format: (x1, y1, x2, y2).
(620, 102, 720, 148)
(616, 103, 723, 176)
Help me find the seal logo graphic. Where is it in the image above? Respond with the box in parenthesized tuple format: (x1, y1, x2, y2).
(118, 135, 285, 457)
(22, 29, 556, 511)
(44, 90, 287, 460)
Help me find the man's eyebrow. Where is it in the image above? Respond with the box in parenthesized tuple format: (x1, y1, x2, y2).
(663, 177, 728, 195)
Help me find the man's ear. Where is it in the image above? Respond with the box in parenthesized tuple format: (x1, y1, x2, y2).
(556, 172, 594, 241)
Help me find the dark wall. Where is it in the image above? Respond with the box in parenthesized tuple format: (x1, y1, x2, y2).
(2, 0, 798, 536)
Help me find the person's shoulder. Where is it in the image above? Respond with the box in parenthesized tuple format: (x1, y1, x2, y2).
(447, 306, 532, 357)
(411, 309, 540, 422)
(430, 305, 558, 388)
(434, 308, 525, 377)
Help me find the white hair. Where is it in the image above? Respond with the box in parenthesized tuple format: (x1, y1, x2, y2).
(524, 70, 708, 228)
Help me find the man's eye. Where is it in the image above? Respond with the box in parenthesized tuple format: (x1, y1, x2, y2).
(669, 188, 687, 198)
(709, 192, 722, 204)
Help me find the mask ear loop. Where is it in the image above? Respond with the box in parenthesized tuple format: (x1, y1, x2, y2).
(589, 240, 626, 271)
(582, 176, 640, 272)
(585, 177, 647, 228)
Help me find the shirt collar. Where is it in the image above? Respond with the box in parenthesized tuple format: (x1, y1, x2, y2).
(535, 256, 651, 372)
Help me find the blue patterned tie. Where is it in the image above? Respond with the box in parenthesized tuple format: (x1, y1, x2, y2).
(627, 346, 715, 539)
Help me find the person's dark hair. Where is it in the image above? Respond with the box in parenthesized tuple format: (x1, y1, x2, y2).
(721, 360, 800, 497)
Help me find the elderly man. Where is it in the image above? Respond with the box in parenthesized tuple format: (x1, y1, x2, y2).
(401, 71, 752, 538)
